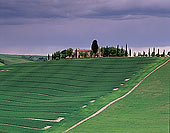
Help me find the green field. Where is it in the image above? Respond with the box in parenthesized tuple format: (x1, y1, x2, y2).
(0, 54, 47, 65)
(0, 62, 4, 66)
(70, 60, 170, 133)
(0, 57, 168, 133)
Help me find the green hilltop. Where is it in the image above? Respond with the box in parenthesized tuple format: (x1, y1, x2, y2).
(0, 54, 47, 65)
(70, 59, 170, 133)
(0, 57, 169, 133)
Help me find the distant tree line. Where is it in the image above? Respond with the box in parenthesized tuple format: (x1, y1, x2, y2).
(91, 40, 129, 57)
(51, 48, 74, 60)
(48, 40, 168, 60)
(49, 40, 129, 60)
(0, 58, 5, 64)
(100, 44, 129, 57)
(22, 55, 47, 61)
(135, 47, 166, 57)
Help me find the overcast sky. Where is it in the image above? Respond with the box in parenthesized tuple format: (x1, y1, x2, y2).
(0, 0, 170, 55)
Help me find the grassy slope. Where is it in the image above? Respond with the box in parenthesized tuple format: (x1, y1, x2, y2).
(70, 61, 170, 133)
(0, 54, 31, 65)
(0, 54, 46, 65)
(0, 62, 4, 66)
(0, 57, 168, 133)
(47, 57, 168, 133)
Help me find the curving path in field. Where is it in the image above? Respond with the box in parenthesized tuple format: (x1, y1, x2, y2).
(64, 59, 170, 132)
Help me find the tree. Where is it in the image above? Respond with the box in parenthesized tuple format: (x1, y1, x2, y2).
(96, 53, 99, 57)
(129, 49, 132, 57)
(83, 51, 88, 58)
(148, 48, 151, 57)
(133, 52, 136, 57)
(120, 46, 125, 56)
(79, 51, 84, 58)
(73, 52, 76, 58)
(125, 44, 128, 56)
(138, 52, 141, 57)
(156, 49, 160, 57)
(142, 51, 146, 57)
(151, 47, 155, 57)
(101, 47, 104, 57)
(67, 48, 73, 58)
(101, 46, 110, 57)
(51, 54, 53, 60)
(53, 53, 57, 60)
(90, 51, 93, 57)
(116, 45, 119, 56)
(109, 46, 116, 57)
(163, 50, 166, 56)
(91, 40, 99, 57)
(161, 50, 165, 57)
(72, 53, 74, 58)
(47, 54, 50, 60)
(75, 49, 78, 58)
(61, 49, 67, 59)
(168, 51, 170, 56)
(105, 46, 110, 57)
(56, 51, 61, 59)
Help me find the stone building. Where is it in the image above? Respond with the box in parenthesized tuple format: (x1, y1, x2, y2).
(75, 48, 102, 58)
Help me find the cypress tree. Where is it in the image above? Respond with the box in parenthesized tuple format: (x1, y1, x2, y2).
(156, 48, 160, 57)
(151, 47, 155, 57)
(125, 44, 128, 56)
(129, 49, 132, 57)
(116, 45, 119, 56)
(91, 40, 99, 57)
(52, 54, 54, 60)
(138, 52, 141, 57)
(153, 47, 155, 56)
(121, 46, 124, 56)
(75, 49, 78, 58)
(53, 53, 56, 60)
(143, 51, 145, 57)
(158, 49, 160, 55)
(47, 54, 50, 60)
(163, 50, 165, 57)
(134, 52, 136, 57)
(148, 48, 150, 57)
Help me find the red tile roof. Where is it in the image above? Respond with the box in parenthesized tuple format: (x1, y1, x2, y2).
(77, 49, 92, 52)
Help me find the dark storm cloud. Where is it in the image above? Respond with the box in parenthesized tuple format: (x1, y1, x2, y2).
(0, 0, 71, 19)
(86, 7, 170, 19)
(0, 0, 170, 25)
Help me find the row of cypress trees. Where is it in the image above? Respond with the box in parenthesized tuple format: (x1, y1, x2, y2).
(48, 40, 130, 60)
(92, 40, 129, 57)
(47, 40, 167, 60)
(137, 48, 166, 57)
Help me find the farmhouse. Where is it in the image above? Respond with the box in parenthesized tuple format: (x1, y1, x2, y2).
(77, 49, 91, 58)
(75, 48, 102, 58)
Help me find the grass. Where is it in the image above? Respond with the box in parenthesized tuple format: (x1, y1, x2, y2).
(0, 62, 4, 66)
(0, 54, 32, 65)
(0, 54, 46, 65)
(69, 60, 170, 133)
(0, 57, 168, 133)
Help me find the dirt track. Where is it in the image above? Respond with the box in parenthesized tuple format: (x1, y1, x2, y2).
(64, 59, 170, 133)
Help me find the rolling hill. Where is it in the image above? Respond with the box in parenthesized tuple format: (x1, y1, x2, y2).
(0, 57, 168, 133)
(0, 62, 4, 66)
(69, 59, 170, 133)
(0, 54, 47, 65)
